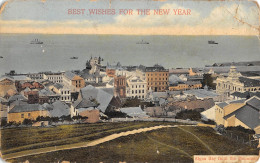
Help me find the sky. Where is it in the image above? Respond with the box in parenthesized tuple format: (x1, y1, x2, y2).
(0, 0, 259, 35)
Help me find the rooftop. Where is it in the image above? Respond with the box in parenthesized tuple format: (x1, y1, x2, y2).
(239, 77, 260, 87)
(9, 104, 47, 113)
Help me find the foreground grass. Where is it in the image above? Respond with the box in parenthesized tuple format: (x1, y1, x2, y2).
(1, 121, 180, 155)
(8, 126, 258, 163)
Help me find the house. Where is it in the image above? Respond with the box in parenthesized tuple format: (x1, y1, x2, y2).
(78, 108, 100, 123)
(0, 97, 8, 125)
(38, 88, 60, 104)
(168, 98, 215, 112)
(223, 96, 260, 130)
(126, 76, 147, 99)
(169, 81, 202, 91)
(215, 101, 245, 126)
(0, 76, 16, 97)
(7, 104, 50, 123)
(120, 107, 149, 118)
(215, 97, 260, 132)
(71, 98, 98, 117)
(49, 83, 71, 103)
(63, 71, 85, 92)
(201, 105, 216, 121)
(11, 75, 32, 82)
(183, 88, 222, 102)
(71, 85, 120, 117)
(144, 106, 165, 117)
(21, 81, 44, 90)
(8, 94, 27, 104)
(48, 101, 70, 118)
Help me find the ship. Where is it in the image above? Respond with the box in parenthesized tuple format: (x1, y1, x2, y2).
(136, 40, 149, 44)
(0, 56, 3, 58)
(70, 57, 78, 59)
(208, 40, 218, 44)
(30, 39, 43, 44)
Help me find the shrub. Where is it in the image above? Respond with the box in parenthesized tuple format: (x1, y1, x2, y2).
(1, 118, 7, 127)
(22, 118, 34, 125)
(175, 110, 201, 121)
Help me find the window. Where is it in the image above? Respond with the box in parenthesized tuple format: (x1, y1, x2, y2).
(28, 113, 31, 117)
(21, 114, 24, 118)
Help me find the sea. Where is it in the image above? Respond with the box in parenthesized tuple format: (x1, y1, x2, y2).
(0, 34, 259, 76)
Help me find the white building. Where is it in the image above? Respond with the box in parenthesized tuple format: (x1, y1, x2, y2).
(126, 76, 147, 99)
(216, 66, 260, 96)
(43, 72, 64, 83)
(49, 83, 71, 103)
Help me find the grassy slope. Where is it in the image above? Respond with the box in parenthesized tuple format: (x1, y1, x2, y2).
(1, 122, 180, 155)
(8, 126, 258, 163)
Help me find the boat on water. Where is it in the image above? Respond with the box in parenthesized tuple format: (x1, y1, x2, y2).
(208, 40, 218, 44)
(70, 57, 78, 59)
(136, 40, 149, 44)
(0, 56, 3, 58)
(30, 39, 43, 44)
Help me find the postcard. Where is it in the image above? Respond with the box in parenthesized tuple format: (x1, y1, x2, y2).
(0, 0, 259, 162)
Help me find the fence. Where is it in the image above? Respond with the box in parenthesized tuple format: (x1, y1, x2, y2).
(109, 117, 198, 125)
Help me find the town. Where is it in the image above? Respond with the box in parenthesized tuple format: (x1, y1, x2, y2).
(0, 57, 260, 162)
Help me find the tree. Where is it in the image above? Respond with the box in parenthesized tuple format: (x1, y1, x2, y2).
(202, 74, 216, 90)
(22, 118, 33, 125)
(175, 110, 201, 121)
(1, 119, 7, 127)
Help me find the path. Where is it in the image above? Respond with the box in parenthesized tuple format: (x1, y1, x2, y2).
(177, 126, 216, 154)
(3, 125, 184, 160)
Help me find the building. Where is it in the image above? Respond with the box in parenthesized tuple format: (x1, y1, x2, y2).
(230, 91, 260, 100)
(21, 81, 44, 90)
(43, 72, 64, 83)
(48, 101, 70, 118)
(120, 107, 149, 118)
(169, 81, 202, 91)
(215, 97, 260, 132)
(38, 88, 60, 104)
(145, 65, 169, 92)
(114, 75, 126, 98)
(27, 72, 44, 80)
(7, 104, 50, 123)
(71, 85, 119, 117)
(79, 108, 100, 123)
(126, 76, 147, 99)
(49, 83, 71, 103)
(0, 76, 16, 97)
(183, 87, 222, 102)
(215, 101, 245, 126)
(63, 71, 85, 92)
(106, 69, 116, 77)
(168, 98, 215, 111)
(216, 66, 260, 96)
